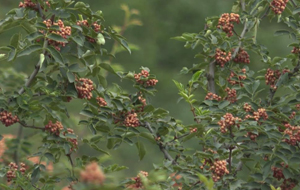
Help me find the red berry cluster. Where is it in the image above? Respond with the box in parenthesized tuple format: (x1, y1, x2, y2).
(296, 104, 300, 110)
(65, 128, 78, 152)
(217, 13, 240, 37)
(134, 70, 158, 87)
(291, 47, 300, 54)
(136, 96, 147, 112)
(283, 123, 300, 146)
(96, 97, 107, 107)
(19, 0, 50, 10)
(246, 132, 258, 141)
(243, 103, 252, 112)
(215, 48, 232, 67)
(271, 0, 289, 15)
(45, 120, 64, 136)
(42, 19, 71, 51)
(272, 163, 296, 190)
(77, 20, 101, 32)
(227, 70, 246, 87)
(218, 113, 241, 133)
(225, 87, 237, 103)
(124, 112, 140, 127)
(232, 48, 250, 64)
(6, 162, 26, 182)
(265, 68, 290, 90)
(0, 111, 19, 127)
(209, 160, 229, 182)
(76, 78, 94, 100)
(205, 92, 221, 101)
(280, 178, 296, 190)
(190, 128, 197, 133)
(80, 162, 105, 185)
(127, 171, 149, 189)
(289, 111, 296, 119)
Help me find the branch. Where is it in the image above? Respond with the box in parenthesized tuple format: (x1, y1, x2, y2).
(143, 122, 177, 165)
(168, 132, 190, 143)
(19, 121, 45, 130)
(13, 125, 23, 165)
(206, 60, 216, 94)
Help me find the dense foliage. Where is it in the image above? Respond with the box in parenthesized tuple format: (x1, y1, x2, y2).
(1, 0, 300, 190)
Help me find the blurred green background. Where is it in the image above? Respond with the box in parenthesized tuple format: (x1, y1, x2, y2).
(0, 0, 295, 184)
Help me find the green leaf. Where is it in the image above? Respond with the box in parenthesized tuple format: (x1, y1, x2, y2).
(96, 33, 105, 45)
(44, 153, 55, 162)
(91, 144, 110, 155)
(192, 70, 203, 82)
(18, 45, 42, 57)
(292, 7, 300, 14)
(47, 33, 68, 43)
(71, 35, 85, 46)
(47, 46, 64, 65)
(99, 63, 117, 75)
(67, 71, 75, 83)
(38, 54, 45, 69)
(10, 33, 20, 48)
(274, 30, 290, 36)
(140, 132, 156, 143)
(31, 166, 41, 184)
(218, 100, 230, 109)
(119, 39, 131, 54)
(135, 141, 146, 160)
(69, 63, 86, 72)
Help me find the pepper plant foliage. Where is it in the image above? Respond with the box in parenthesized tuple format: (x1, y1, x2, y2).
(1, 0, 300, 190)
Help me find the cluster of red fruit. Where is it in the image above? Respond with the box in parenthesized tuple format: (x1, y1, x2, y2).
(80, 162, 105, 185)
(246, 132, 258, 141)
(136, 95, 147, 112)
(6, 162, 26, 182)
(65, 128, 78, 152)
(113, 110, 140, 128)
(272, 163, 296, 190)
(96, 97, 107, 107)
(217, 13, 240, 37)
(127, 171, 148, 189)
(232, 48, 250, 64)
(225, 87, 237, 103)
(289, 111, 296, 119)
(283, 123, 300, 146)
(0, 111, 19, 127)
(271, 0, 289, 15)
(76, 20, 102, 43)
(265, 68, 289, 90)
(296, 104, 300, 110)
(134, 70, 158, 87)
(205, 92, 221, 101)
(243, 103, 252, 112)
(42, 19, 71, 51)
(19, 0, 50, 11)
(215, 48, 232, 67)
(209, 160, 229, 182)
(76, 78, 94, 100)
(227, 69, 246, 87)
(218, 113, 241, 133)
(45, 120, 64, 135)
(245, 108, 268, 121)
(291, 47, 300, 54)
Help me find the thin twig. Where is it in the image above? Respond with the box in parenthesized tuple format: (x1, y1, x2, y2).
(260, 6, 270, 20)
(206, 60, 216, 94)
(13, 125, 23, 165)
(168, 132, 190, 143)
(19, 121, 45, 130)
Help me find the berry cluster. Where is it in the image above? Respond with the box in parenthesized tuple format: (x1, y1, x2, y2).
(246, 132, 258, 141)
(217, 13, 240, 37)
(205, 92, 221, 101)
(136, 95, 147, 112)
(42, 19, 71, 51)
(124, 112, 140, 127)
(265, 68, 289, 90)
(271, 0, 289, 15)
(19, 0, 50, 10)
(127, 171, 149, 189)
(280, 178, 296, 190)
(289, 111, 296, 119)
(0, 111, 19, 127)
(283, 123, 300, 146)
(190, 128, 197, 133)
(96, 97, 107, 107)
(227, 71, 246, 87)
(209, 160, 229, 182)
(296, 104, 300, 110)
(291, 47, 300, 54)
(80, 162, 105, 185)
(77, 20, 101, 32)
(65, 128, 78, 152)
(134, 70, 158, 87)
(232, 48, 250, 64)
(218, 113, 241, 133)
(76, 78, 94, 100)
(252, 108, 268, 121)
(225, 87, 237, 103)
(0, 134, 15, 160)
(243, 103, 252, 112)
(45, 120, 64, 136)
(272, 163, 296, 190)
(215, 48, 232, 67)
(6, 162, 26, 182)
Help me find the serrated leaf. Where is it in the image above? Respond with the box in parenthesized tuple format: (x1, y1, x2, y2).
(99, 62, 117, 75)
(31, 166, 41, 184)
(218, 100, 230, 109)
(47, 46, 64, 65)
(91, 144, 110, 155)
(47, 33, 68, 43)
(135, 141, 146, 160)
(18, 45, 42, 57)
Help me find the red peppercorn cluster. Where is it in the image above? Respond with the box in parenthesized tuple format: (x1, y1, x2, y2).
(243, 103, 252, 112)
(280, 178, 296, 190)
(232, 48, 250, 64)
(45, 120, 64, 136)
(289, 111, 296, 119)
(218, 113, 241, 133)
(217, 13, 240, 37)
(215, 48, 232, 67)
(291, 47, 300, 54)
(265, 68, 290, 90)
(96, 97, 107, 107)
(225, 87, 237, 103)
(6, 162, 26, 182)
(76, 78, 94, 100)
(283, 123, 300, 146)
(19, 0, 50, 10)
(80, 162, 105, 185)
(205, 92, 221, 101)
(272, 163, 296, 190)
(209, 160, 229, 182)
(77, 20, 101, 32)
(296, 104, 300, 110)
(65, 128, 78, 152)
(134, 70, 158, 87)
(271, 0, 289, 15)
(227, 71, 246, 87)
(127, 171, 148, 189)
(0, 111, 19, 127)
(124, 112, 139, 127)
(41, 19, 71, 51)
(190, 128, 197, 133)
(246, 132, 258, 141)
